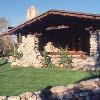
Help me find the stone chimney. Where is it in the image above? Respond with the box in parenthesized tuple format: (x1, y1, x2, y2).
(26, 6, 37, 20)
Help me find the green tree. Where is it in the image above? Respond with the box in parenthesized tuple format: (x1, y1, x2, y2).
(58, 47, 73, 69)
(42, 48, 52, 68)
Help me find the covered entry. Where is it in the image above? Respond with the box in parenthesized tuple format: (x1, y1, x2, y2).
(39, 28, 90, 58)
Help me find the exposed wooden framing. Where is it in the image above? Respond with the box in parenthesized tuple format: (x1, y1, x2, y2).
(45, 25, 69, 30)
(85, 27, 93, 31)
(51, 12, 93, 19)
(1, 9, 100, 37)
(48, 51, 86, 59)
(17, 33, 22, 43)
(96, 16, 100, 20)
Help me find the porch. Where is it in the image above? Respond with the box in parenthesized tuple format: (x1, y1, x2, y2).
(38, 29, 90, 59)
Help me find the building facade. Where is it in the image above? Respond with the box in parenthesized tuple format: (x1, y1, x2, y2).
(6, 9, 100, 70)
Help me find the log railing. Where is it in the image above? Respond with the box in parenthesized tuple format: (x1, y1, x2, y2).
(47, 51, 86, 59)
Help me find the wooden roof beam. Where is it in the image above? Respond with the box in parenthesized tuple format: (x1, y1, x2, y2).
(45, 25, 69, 30)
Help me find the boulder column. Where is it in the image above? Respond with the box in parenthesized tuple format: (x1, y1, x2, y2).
(12, 33, 44, 67)
(90, 31, 98, 56)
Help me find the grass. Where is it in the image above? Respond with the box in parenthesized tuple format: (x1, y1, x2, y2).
(0, 62, 99, 96)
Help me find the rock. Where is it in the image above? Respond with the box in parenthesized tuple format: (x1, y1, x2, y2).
(79, 79, 100, 90)
(91, 95, 100, 100)
(50, 86, 67, 94)
(8, 96, 20, 100)
(49, 94, 57, 100)
(63, 92, 72, 99)
(79, 92, 89, 97)
(20, 93, 26, 98)
(34, 91, 41, 95)
(20, 92, 33, 99)
(67, 84, 76, 89)
(94, 79, 100, 88)
(28, 95, 37, 100)
(20, 98, 25, 100)
(57, 93, 64, 99)
(25, 92, 33, 98)
(93, 88, 100, 94)
(94, 78, 100, 82)
(11, 62, 17, 67)
(35, 94, 41, 100)
(3, 57, 8, 63)
(9, 56, 16, 62)
(0, 96, 6, 100)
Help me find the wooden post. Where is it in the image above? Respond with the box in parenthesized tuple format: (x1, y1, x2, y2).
(17, 33, 22, 43)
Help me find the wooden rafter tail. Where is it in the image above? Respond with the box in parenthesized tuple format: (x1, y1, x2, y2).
(45, 25, 69, 30)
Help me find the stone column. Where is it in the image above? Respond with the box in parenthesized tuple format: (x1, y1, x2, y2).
(95, 30, 100, 67)
(33, 33, 44, 67)
(12, 33, 44, 68)
(90, 31, 98, 56)
(96, 30, 100, 53)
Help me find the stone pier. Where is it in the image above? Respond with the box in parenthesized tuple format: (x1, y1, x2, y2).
(12, 34, 44, 67)
(90, 32, 98, 56)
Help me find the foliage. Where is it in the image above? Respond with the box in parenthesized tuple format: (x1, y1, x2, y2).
(0, 48, 14, 57)
(0, 17, 9, 34)
(0, 35, 14, 56)
(0, 59, 5, 65)
(42, 48, 52, 68)
(0, 17, 14, 57)
(13, 46, 20, 59)
(58, 47, 73, 69)
(3, 49, 12, 57)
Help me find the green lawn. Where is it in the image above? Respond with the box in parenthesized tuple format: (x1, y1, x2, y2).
(0, 62, 99, 96)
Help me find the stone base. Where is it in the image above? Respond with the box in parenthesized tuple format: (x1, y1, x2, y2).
(71, 56, 99, 70)
(11, 58, 44, 68)
(11, 55, 100, 71)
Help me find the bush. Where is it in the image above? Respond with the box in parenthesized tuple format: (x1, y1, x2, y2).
(3, 49, 12, 57)
(13, 47, 21, 59)
(58, 47, 73, 69)
(0, 59, 5, 65)
(42, 48, 52, 68)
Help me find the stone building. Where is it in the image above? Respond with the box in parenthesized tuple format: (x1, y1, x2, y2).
(3, 8, 100, 69)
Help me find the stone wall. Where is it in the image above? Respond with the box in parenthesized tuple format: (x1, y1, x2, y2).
(0, 78, 100, 100)
(44, 39, 100, 70)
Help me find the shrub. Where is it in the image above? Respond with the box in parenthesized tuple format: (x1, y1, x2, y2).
(3, 49, 12, 57)
(42, 48, 52, 68)
(58, 47, 73, 69)
(0, 59, 5, 65)
(13, 47, 21, 59)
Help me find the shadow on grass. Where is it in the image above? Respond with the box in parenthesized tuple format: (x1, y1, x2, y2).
(39, 71, 100, 100)
(75, 70, 100, 84)
(40, 86, 53, 100)
(0, 62, 8, 66)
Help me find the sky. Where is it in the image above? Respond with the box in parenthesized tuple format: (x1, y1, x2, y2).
(0, 0, 100, 26)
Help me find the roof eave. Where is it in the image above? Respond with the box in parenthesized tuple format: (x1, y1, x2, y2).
(6, 9, 100, 35)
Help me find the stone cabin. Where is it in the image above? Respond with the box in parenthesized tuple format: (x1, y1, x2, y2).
(4, 7, 100, 69)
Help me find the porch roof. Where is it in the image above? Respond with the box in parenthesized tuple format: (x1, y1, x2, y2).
(3, 9, 100, 36)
